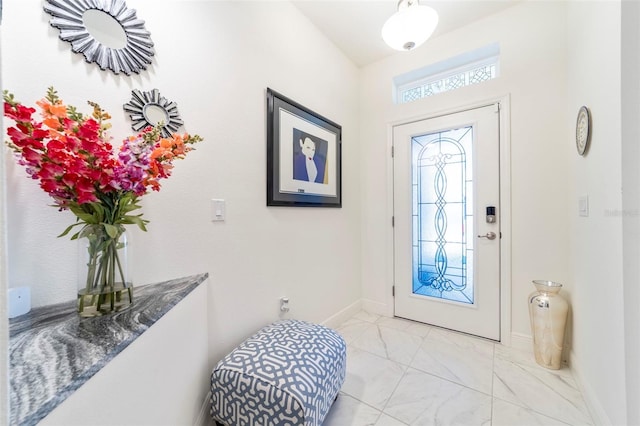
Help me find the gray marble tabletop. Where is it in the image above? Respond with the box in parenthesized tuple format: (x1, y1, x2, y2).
(9, 273, 208, 426)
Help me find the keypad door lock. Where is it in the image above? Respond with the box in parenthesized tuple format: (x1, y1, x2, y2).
(486, 206, 496, 223)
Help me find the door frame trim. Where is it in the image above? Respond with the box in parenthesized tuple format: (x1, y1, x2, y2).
(387, 95, 512, 345)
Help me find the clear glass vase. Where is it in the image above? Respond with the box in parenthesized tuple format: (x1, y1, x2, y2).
(77, 224, 134, 317)
(528, 280, 568, 369)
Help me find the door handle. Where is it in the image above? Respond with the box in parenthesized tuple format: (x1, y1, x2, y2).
(477, 232, 497, 240)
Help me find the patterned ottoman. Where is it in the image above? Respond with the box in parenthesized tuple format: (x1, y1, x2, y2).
(210, 319, 347, 426)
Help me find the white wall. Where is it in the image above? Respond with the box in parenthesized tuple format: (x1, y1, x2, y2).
(0, 18, 9, 425)
(566, 1, 627, 425)
(359, 1, 570, 341)
(621, 1, 640, 424)
(1, 0, 362, 367)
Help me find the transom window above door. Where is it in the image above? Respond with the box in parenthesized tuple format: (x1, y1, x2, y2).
(394, 43, 500, 104)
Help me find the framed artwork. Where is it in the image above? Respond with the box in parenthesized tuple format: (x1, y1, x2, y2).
(266, 88, 342, 207)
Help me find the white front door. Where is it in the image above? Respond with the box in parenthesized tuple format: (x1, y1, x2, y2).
(393, 104, 501, 341)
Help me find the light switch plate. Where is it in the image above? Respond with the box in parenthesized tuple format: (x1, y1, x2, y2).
(211, 199, 225, 222)
(578, 196, 589, 217)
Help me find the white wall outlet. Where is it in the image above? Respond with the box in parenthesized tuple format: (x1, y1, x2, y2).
(280, 297, 290, 313)
(211, 199, 225, 222)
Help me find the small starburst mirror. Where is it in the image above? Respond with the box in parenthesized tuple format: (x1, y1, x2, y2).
(43, 0, 154, 75)
(123, 89, 184, 138)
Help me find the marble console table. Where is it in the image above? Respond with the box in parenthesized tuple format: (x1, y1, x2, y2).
(9, 273, 209, 426)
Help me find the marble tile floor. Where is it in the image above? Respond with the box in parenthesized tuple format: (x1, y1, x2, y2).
(323, 311, 594, 426)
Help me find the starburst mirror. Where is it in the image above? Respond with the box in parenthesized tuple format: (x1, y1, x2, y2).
(43, 0, 154, 75)
(123, 89, 184, 137)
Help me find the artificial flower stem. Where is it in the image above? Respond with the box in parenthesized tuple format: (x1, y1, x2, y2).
(114, 248, 132, 304)
(109, 241, 117, 311)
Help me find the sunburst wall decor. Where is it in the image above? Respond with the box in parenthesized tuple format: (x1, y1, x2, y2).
(123, 89, 184, 137)
(43, 0, 154, 75)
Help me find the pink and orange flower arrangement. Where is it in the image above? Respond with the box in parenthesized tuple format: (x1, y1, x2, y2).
(3, 87, 202, 315)
(3, 87, 202, 235)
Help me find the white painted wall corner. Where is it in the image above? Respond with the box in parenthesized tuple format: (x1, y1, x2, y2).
(322, 299, 362, 329)
(570, 350, 612, 426)
(196, 391, 212, 426)
(361, 298, 392, 317)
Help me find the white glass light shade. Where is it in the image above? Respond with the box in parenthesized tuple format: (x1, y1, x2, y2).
(382, 2, 439, 51)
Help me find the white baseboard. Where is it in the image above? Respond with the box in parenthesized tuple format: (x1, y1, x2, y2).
(362, 298, 392, 317)
(509, 332, 533, 351)
(196, 391, 211, 426)
(570, 350, 611, 426)
(322, 299, 362, 329)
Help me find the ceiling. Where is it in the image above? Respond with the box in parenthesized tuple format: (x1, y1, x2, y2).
(291, 0, 520, 67)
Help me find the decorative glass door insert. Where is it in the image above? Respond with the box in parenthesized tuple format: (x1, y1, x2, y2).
(412, 127, 474, 304)
(393, 103, 501, 340)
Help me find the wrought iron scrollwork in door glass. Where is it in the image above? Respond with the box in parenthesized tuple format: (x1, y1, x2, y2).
(411, 126, 474, 304)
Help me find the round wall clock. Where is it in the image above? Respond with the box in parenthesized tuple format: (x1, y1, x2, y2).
(576, 106, 591, 156)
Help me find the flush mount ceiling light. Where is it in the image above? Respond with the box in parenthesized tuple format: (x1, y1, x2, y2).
(382, 0, 439, 51)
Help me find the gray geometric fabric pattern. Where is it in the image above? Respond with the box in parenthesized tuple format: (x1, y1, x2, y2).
(210, 320, 347, 426)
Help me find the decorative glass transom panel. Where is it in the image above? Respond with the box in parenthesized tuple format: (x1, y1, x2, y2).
(412, 126, 474, 304)
(393, 43, 500, 105)
(400, 63, 497, 103)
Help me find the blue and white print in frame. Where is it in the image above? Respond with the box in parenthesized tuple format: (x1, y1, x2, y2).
(266, 88, 342, 207)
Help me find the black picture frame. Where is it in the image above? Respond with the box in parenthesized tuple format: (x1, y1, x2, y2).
(266, 88, 342, 207)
